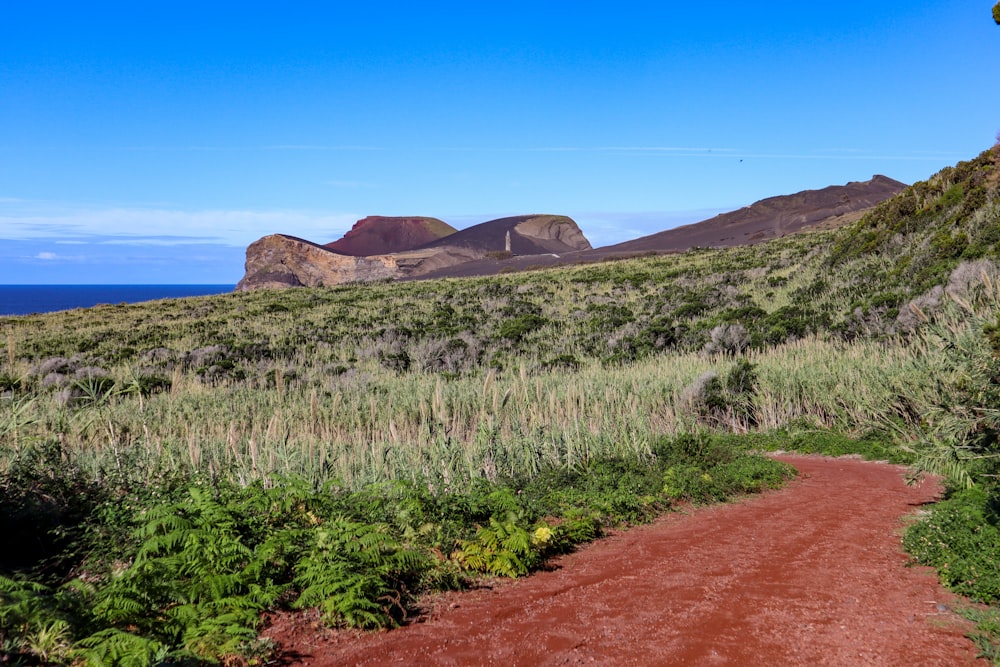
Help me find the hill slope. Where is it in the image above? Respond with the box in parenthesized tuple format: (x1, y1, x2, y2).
(324, 216, 457, 256)
(418, 175, 907, 280)
(417, 214, 591, 255)
(236, 175, 908, 289)
(602, 175, 907, 254)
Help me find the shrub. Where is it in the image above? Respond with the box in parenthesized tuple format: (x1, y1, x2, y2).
(540, 354, 581, 371)
(660, 451, 792, 503)
(497, 313, 547, 343)
(292, 518, 428, 629)
(0, 439, 103, 574)
(680, 360, 758, 429)
(904, 488, 1000, 603)
(703, 323, 749, 356)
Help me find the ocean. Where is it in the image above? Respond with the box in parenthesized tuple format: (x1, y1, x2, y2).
(0, 285, 235, 316)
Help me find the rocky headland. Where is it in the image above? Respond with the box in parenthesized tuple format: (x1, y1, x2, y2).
(235, 176, 908, 290)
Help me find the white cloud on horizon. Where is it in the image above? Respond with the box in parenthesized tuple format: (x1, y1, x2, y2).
(0, 202, 361, 247)
(2, 200, 745, 255)
(1, 237, 247, 283)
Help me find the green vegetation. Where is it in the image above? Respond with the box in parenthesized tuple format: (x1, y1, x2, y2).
(0, 433, 791, 665)
(0, 145, 998, 664)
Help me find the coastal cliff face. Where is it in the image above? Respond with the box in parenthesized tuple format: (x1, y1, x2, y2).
(234, 235, 401, 291)
(235, 214, 591, 291)
(512, 214, 591, 251)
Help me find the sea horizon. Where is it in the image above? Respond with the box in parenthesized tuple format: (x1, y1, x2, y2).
(0, 284, 235, 317)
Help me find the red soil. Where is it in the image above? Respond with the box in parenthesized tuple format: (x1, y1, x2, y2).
(263, 455, 985, 666)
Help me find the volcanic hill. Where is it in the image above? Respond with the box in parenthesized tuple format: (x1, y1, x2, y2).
(415, 175, 909, 280)
(235, 214, 591, 291)
(600, 174, 908, 255)
(324, 216, 457, 256)
(235, 176, 908, 290)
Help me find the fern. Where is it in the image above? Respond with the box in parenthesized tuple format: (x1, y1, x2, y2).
(74, 628, 165, 667)
(0, 575, 49, 628)
(452, 517, 539, 577)
(90, 486, 284, 661)
(0, 575, 95, 661)
(292, 517, 428, 628)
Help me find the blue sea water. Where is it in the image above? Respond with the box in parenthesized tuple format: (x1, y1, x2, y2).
(0, 285, 235, 316)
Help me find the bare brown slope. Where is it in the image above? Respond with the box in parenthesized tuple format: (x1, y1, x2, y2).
(416, 214, 591, 255)
(324, 216, 457, 256)
(602, 175, 907, 254)
(264, 456, 982, 666)
(416, 176, 907, 281)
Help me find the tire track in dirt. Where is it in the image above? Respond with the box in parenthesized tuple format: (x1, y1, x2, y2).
(266, 455, 985, 666)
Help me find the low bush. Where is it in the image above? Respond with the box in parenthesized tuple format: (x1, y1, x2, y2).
(904, 488, 1000, 604)
(714, 429, 913, 464)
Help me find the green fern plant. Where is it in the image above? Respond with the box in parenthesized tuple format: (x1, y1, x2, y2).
(0, 575, 51, 657)
(0, 575, 96, 665)
(74, 628, 166, 667)
(88, 486, 282, 662)
(292, 517, 428, 628)
(452, 517, 538, 577)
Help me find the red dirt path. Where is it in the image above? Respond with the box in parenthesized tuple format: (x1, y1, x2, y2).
(264, 455, 985, 666)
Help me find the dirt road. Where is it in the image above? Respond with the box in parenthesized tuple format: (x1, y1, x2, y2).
(266, 455, 984, 666)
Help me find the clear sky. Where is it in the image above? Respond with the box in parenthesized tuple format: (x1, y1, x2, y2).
(2, 1, 998, 284)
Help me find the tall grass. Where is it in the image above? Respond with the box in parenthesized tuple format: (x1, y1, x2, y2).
(0, 327, 941, 491)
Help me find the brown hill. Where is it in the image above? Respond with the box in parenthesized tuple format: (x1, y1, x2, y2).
(236, 177, 906, 290)
(417, 175, 908, 280)
(417, 214, 592, 255)
(235, 214, 591, 290)
(324, 216, 457, 256)
(599, 175, 907, 255)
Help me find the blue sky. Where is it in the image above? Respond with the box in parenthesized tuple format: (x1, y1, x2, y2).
(2, 2, 998, 284)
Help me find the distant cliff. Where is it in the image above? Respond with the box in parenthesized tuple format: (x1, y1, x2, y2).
(235, 214, 591, 291)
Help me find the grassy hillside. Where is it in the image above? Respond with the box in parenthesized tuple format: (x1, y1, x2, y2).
(1, 145, 998, 664)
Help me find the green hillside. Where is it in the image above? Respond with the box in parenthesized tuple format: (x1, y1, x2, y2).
(1, 144, 998, 664)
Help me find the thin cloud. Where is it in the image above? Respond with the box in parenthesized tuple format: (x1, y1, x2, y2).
(327, 179, 377, 189)
(417, 146, 961, 161)
(0, 202, 361, 247)
(100, 238, 235, 247)
(265, 145, 386, 151)
(597, 148, 960, 161)
(597, 146, 738, 153)
(35, 251, 57, 260)
(0, 145, 386, 153)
